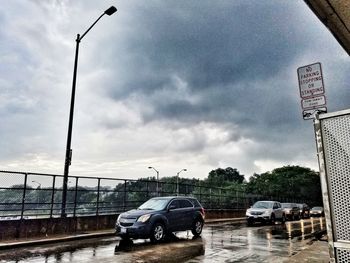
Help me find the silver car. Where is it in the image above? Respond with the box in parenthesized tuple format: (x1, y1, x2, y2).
(310, 206, 324, 217)
(281, 203, 300, 221)
(246, 201, 286, 226)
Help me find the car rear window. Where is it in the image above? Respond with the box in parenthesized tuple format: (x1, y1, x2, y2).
(180, 199, 193, 208)
(189, 198, 202, 207)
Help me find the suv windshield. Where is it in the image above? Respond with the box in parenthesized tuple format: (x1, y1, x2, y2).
(252, 201, 273, 209)
(138, 198, 169, 210)
(312, 206, 323, 210)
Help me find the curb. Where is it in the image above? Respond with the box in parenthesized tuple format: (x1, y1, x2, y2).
(205, 217, 246, 224)
(0, 231, 116, 250)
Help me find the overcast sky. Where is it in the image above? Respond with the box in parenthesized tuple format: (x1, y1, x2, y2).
(0, 0, 349, 181)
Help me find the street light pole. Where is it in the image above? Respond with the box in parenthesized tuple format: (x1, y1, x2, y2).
(148, 167, 159, 196)
(61, 6, 117, 217)
(176, 169, 187, 196)
(32, 181, 41, 212)
(32, 180, 41, 189)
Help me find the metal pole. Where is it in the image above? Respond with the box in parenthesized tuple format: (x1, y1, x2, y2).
(20, 173, 28, 220)
(176, 169, 187, 196)
(50, 175, 56, 218)
(73, 177, 78, 217)
(176, 172, 179, 196)
(123, 180, 127, 212)
(209, 188, 212, 209)
(146, 180, 149, 198)
(61, 6, 116, 219)
(96, 178, 101, 216)
(148, 167, 159, 196)
(62, 34, 80, 217)
(314, 114, 336, 262)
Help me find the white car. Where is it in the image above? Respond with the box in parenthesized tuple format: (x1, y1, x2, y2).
(246, 201, 286, 226)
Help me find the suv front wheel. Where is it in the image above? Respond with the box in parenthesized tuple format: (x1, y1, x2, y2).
(150, 222, 166, 243)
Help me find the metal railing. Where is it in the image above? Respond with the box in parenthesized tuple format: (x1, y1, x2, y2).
(0, 170, 307, 220)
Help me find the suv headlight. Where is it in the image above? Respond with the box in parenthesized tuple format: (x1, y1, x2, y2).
(262, 210, 271, 216)
(137, 214, 151, 223)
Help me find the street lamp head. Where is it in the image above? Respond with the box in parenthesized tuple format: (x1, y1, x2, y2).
(148, 167, 153, 169)
(104, 6, 117, 16)
(184, 169, 187, 171)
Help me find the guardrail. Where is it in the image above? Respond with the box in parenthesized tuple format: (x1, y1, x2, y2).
(0, 170, 307, 220)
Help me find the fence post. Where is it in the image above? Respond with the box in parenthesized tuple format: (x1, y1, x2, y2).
(96, 178, 101, 216)
(20, 173, 28, 220)
(73, 177, 78, 217)
(199, 181, 202, 202)
(123, 180, 127, 212)
(209, 188, 212, 209)
(146, 180, 149, 198)
(50, 175, 56, 218)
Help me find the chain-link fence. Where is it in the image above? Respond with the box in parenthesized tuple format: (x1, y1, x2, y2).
(0, 170, 307, 220)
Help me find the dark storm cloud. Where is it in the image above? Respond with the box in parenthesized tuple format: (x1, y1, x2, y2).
(89, 0, 346, 167)
(103, 1, 309, 130)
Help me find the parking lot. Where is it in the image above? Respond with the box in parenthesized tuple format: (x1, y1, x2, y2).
(0, 217, 326, 263)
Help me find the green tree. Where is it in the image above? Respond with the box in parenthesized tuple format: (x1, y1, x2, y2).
(206, 167, 245, 187)
(246, 166, 322, 205)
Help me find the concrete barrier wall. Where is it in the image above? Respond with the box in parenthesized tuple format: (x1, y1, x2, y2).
(0, 209, 245, 240)
(205, 209, 246, 219)
(0, 215, 118, 240)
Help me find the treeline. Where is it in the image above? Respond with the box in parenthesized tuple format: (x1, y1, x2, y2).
(145, 165, 322, 205)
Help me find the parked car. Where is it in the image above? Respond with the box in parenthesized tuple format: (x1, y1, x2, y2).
(246, 201, 285, 226)
(310, 206, 324, 217)
(115, 196, 205, 242)
(281, 203, 300, 220)
(296, 203, 310, 218)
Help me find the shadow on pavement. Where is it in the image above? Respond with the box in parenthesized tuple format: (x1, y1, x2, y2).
(114, 234, 205, 263)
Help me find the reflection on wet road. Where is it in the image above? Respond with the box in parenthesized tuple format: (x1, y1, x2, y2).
(0, 217, 325, 263)
(190, 217, 325, 263)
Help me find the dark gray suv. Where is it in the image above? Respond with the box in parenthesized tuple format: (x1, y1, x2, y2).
(115, 196, 205, 242)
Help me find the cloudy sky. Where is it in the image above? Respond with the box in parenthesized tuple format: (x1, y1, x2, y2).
(0, 0, 349, 181)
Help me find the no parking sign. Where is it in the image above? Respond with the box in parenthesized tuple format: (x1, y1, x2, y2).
(297, 62, 327, 120)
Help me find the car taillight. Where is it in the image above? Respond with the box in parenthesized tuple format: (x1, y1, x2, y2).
(200, 207, 205, 219)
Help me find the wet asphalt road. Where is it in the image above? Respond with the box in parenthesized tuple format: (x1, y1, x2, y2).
(0, 217, 326, 263)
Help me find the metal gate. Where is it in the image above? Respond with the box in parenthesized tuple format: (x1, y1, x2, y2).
(315, 109, 350, 263)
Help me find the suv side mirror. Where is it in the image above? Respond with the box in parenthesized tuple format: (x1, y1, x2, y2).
(168, 204, 177, 211)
